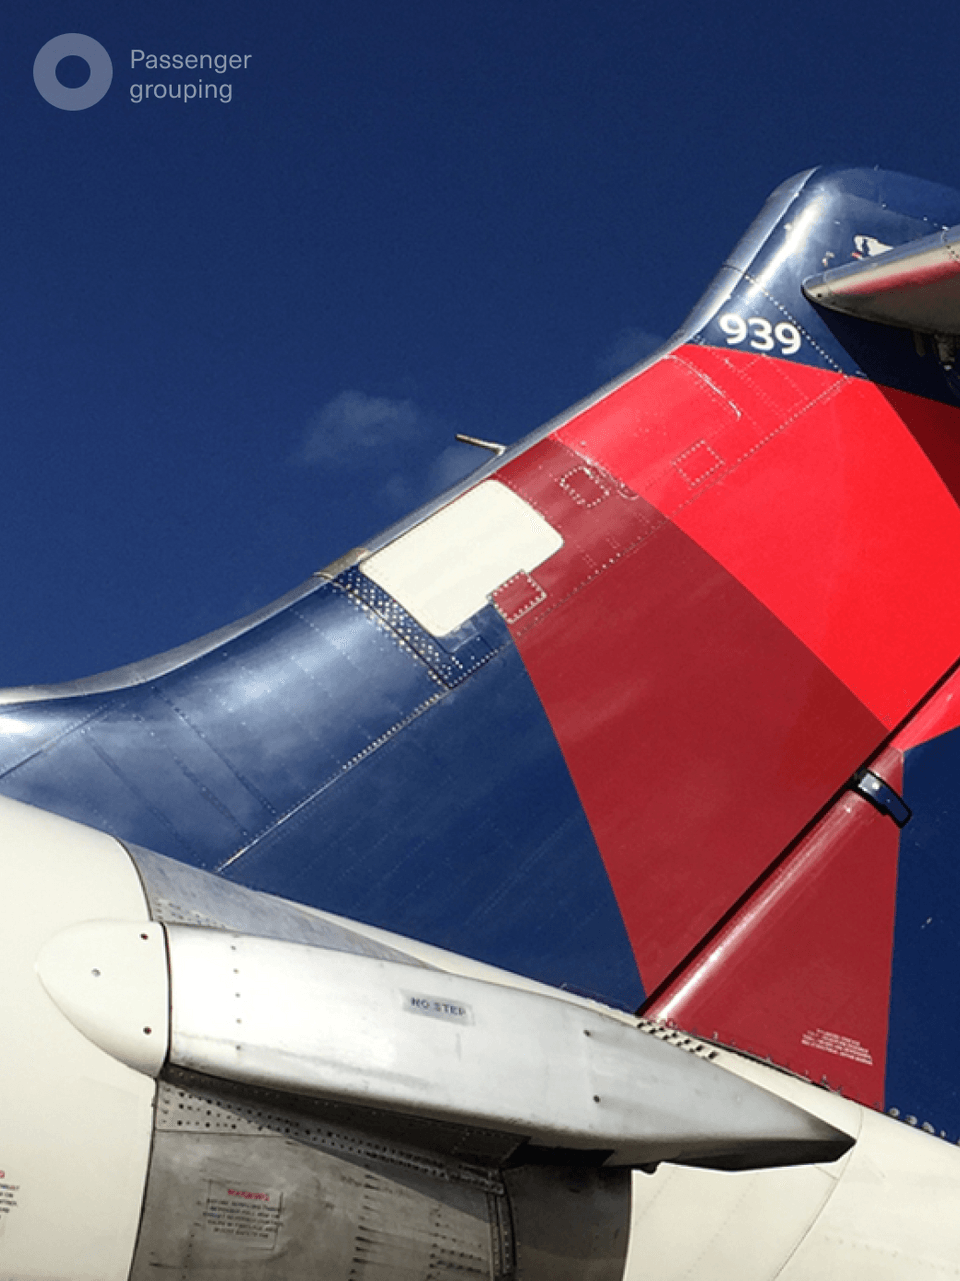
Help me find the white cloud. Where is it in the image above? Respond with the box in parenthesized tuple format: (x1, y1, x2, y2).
(296, 389, 427, 466)
(293, 389, 486, 517)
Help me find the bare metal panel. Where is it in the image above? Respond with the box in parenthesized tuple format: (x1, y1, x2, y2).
(130, 1077, 512, 1281)
(128, 842, 430, 964)
(129, 1075, 637, 1281)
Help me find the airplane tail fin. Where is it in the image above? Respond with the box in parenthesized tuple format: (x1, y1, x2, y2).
(3, 167, 960, 1140)
(623, 167, 960, 1136)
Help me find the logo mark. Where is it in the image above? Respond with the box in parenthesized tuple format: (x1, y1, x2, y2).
(34, 34, 113, 110)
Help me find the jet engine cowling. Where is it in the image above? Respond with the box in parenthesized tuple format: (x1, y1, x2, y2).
(0, 795, 850, 1281)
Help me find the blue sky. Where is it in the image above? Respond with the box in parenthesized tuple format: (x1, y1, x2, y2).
(2, 1, 958, 686)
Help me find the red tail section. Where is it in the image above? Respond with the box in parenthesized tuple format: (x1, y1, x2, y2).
(493, 166, 960, 1123)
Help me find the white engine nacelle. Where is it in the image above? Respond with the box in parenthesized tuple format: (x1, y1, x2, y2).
(8, 794, 960, 1281)
(0, 799, 157, 1281)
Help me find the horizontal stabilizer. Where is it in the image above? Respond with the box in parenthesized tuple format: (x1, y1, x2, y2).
(803, 224, 960, 334)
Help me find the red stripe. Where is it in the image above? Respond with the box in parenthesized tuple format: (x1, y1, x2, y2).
(557, 346, 960, 729)
(495, 438, 882, 991)
(493, 346, 960, 999)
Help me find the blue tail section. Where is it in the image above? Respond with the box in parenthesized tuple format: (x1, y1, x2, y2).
(0, 568, 643, 1009)
(693, 165, 960, 402)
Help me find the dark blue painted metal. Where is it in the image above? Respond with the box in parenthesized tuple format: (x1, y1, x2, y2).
(694, 166, 960, 407)
(886, 730, 960, 1138)
(0, 570, 643, 1009)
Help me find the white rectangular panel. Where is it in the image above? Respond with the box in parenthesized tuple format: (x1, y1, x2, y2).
(362, 480, 562, 636)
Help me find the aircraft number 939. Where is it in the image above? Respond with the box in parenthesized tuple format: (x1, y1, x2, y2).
(719, 313, 802, 355)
